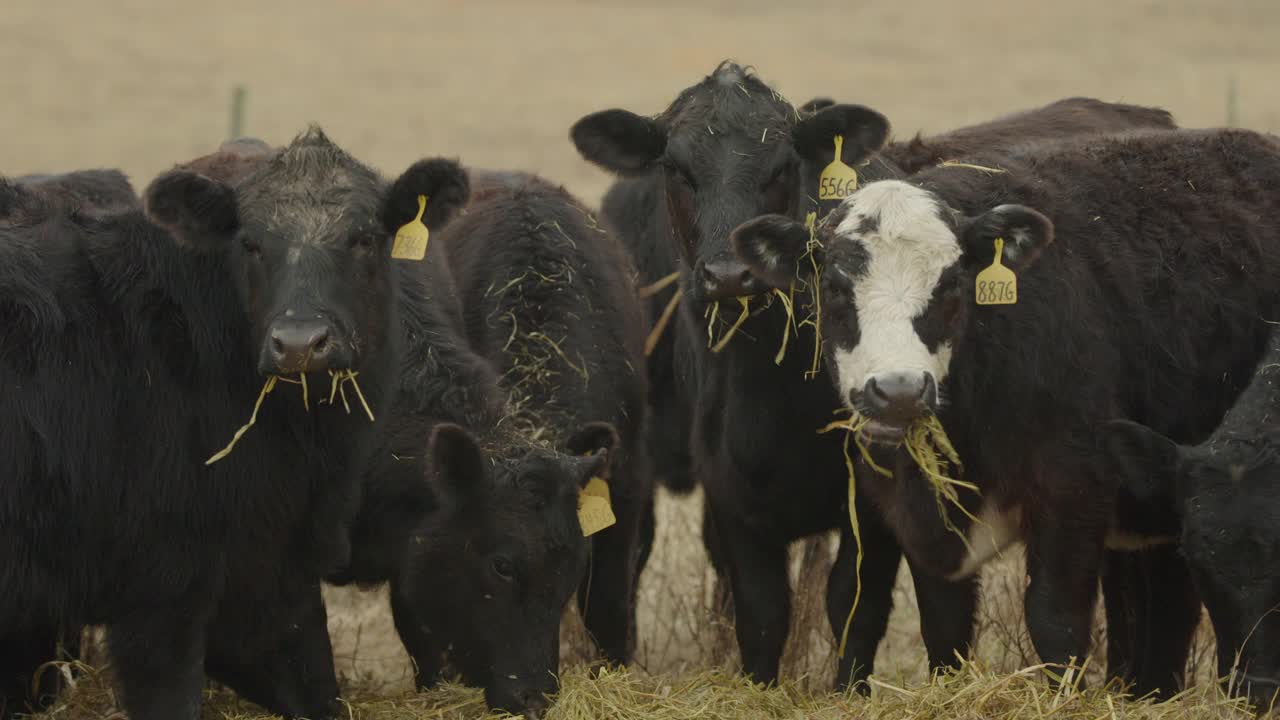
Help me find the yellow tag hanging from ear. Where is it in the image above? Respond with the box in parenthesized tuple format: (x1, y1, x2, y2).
(975, 237, 1017, 305)
(391, 195, 430, 261)
(577, 476, 616, 537)
(818, 135, 858, 201)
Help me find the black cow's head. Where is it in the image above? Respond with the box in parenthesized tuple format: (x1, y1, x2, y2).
(144, 127, 468, 377)
(1104, 420, 1280, 709)
(571, 60, 889, 304)
(416, 422, 618, 715)
(732, 181, 1053, 442)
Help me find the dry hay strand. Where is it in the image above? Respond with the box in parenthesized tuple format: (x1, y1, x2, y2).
(32, 655, 1266, 720)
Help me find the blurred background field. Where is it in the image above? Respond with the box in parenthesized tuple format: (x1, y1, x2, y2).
(6, 0, 1279, 717)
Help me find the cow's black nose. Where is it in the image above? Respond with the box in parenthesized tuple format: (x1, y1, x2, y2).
(862, 372, 937, 423)
(266, 320, 337, 373)
(700, 259, 762, 301)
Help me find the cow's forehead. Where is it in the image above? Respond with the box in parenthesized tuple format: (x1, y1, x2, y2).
(237, 130, 382, 240)
(831, 181, 958, 258)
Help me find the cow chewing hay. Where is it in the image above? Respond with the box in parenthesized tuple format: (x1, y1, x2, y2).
(206, 369, 376, 464)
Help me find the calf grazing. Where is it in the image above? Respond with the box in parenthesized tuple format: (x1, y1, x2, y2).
(571, 60, 1177, 689)
(0, 127, 468, 720)
(1104, 328, 1280, 709)
(732, 127, 1280, 691)
(387, 170, 649, 716)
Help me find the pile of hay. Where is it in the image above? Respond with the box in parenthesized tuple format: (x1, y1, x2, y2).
(32, 659, 1260, 720)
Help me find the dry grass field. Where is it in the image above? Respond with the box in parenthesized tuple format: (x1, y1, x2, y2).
(6, 0, 1280, 717)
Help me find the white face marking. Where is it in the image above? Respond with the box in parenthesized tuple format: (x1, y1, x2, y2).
(828, 181, 961, 403)
(947, 502, 1023, 580)
(287, 245, 302, 265)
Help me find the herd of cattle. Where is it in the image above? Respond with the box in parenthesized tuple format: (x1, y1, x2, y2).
(2, 59, 1279, 719)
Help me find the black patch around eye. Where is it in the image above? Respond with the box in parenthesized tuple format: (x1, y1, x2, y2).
(240, 234, 261, 255)
(913, 268, 966, 352)
(855, 213, 880, 236)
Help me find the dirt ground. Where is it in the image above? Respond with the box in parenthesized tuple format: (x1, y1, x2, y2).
(4, 0, 1279, 703)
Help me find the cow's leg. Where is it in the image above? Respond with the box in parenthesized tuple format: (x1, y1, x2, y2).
(0, 624, 72, 719)
(1024, 515, 1106, 687)
(107, 610, 206, 720)
(1102, 546, 1199, 699)
(909, 561, 979, 676)
(701, 497, 734, 618)
(707, 496, 790, 685)
(827, 492, 903, 693)
(390, 578, 446, 690)
(577, 481, 645, 666)
(205, 584, 339, 720)
(636, 490, 657, 587)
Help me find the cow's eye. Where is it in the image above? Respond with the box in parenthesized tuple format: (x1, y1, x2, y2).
(664, 161, 696, 191)
(491, 556, 515, 581)
(240, 235, 261, 256)
(761, 164, 791, 214)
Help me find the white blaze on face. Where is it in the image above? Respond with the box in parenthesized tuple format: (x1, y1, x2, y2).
(829, 181, 961, 403)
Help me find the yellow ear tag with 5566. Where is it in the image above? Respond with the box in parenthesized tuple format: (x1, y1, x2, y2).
(577, 476, 616, 537)
(975, 237, 1017, 305)
(818, 135, 858, 201)
(391, 194, 430, 261)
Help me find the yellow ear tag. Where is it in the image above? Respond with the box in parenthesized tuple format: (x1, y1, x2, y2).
(975, 237, 1017, 305)
(577, 476, 616, 537)
(818, 135, 858, 201)
(391, 194, 430, 261)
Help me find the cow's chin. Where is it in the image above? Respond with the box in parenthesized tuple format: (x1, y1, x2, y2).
(858, 419, 908, 446)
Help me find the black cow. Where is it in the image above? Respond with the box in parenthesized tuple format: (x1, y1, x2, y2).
(0, 127, 469, 720)
(10, 169, 138, 213)
(387, 170, 650, 715)
(1104, 327, 1280, 709)
(570, 59, 1177, 689)
(732, 127, 1280, 693)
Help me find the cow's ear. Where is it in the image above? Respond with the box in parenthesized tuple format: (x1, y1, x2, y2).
(792, 104, 890, 167)
(571, 109, 667, 176)
(383, 158, 470, 235)
(732, 214, 820, 290)
(798, 97, 837, 115)
(959, 204, 1054, 273)
(564, 421, 619, 490)
(143, 170, 240, 248)
(427, 423, 489, 504)
(1100, 420, 1185, 510)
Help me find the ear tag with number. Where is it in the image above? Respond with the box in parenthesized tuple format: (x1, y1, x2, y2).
(391, 194, 430, 261)
(577, 476, 616, 537)
(975, 237, 1017, 305)
(818, 135, 859, 201)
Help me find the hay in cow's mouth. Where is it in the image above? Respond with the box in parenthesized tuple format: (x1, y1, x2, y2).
(205, 369, 374, 465)
(818, 410, 980, 657)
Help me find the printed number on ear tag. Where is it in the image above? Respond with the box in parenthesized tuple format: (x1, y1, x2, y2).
(975, 237, 1017, 305)
(391, 195, 430, 261)
(818, 135, 858, 201)
(578, 476, 616, 537)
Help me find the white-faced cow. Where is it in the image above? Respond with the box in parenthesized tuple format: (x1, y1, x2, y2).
(571, 59, 1180, 689)
(732, 126, 1280, 692)
(1104, 327, 1280, 710)
(0, 127, 472, 720)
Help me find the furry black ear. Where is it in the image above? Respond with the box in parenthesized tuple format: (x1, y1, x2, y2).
(959, 204, 1054, 272)
(571, 109, 667, 176)
(382, 158, 470, 235)
(427, 423, 489, 504)
(565, 421, 619, 490)
(1100, 420, 1184, 508)
(798, 97, 837, 115)
(731, 214, 818, 290)
(143, 170, 240, 248)
(792, 104, 891, 167)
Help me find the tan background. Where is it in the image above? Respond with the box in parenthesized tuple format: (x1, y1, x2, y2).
(3, 0, 1275, 694)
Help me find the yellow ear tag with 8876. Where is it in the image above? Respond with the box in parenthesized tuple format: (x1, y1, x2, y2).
(975, 237, 1017, 305)
(577, 476, 616, 537)
(391, 195, 430, 261)
(818, 135, 858, 201)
